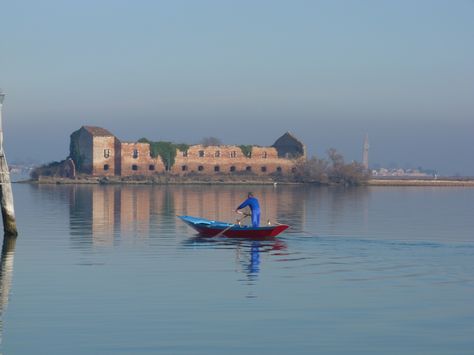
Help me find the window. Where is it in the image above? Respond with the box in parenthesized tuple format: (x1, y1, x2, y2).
(263, 151, 267, 158)
(246, 166, 252, 172)
(182, 165, 188, 171)
(214, 166, 220, 172)
(149, 165, 155, 171)
(291, 167, 296, 173)
(133, 149, 139, 159)
(215, 151, 220, 157)
(182, 151, 188, 157)
(261, 166, 267, 172)
(198, 165, 204, 171)
(132, 165, 138, 171)
(276, 167, 282, 173)
(199, 150, 205, 157)
(104, 164, 109, 171)
(230, 166, 236, 172)
(104, 149, 110, 158)
(230, 151, 237, 158)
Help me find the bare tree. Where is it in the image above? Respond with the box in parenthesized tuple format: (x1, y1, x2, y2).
(327, 148, 344, 167)
(293, 157, 328, 183)
(293, 149, 370, 185)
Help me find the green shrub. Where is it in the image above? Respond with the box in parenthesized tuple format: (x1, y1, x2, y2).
(239, 145, 253, 157)
(138, 139, 190, 170)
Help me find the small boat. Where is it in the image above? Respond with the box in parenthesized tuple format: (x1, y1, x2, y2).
(178, 216, 289, 238)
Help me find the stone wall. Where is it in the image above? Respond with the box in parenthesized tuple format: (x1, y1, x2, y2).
(120, 142, 166, 176)
(92, 136, 117, 176)
(75, 128, 93, 173)
(171, 145, 295, 175)
(73, 126, 302, 178)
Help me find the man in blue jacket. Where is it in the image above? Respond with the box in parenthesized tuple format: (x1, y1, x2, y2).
(235, 192, 260, 227)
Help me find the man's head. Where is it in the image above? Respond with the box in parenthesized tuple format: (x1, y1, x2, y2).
(248, 192, 254, 198)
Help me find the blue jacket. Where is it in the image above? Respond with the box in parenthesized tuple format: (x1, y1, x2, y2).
(237, 197, 261, 227)
(237, 197, 260, 213)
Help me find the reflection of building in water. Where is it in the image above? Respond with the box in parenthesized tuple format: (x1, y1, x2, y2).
(119, 188, 150, 238)
(92, 187, 116, 245)
(69, 185, 306, 245)
(69, 186, 152, 246)
(69, 185, 118, 246)
(0, 236, 17, 347)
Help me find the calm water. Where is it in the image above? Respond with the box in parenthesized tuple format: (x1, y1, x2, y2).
(1, 184, 473, 354)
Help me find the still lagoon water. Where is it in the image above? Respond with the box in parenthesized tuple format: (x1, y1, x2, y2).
(1, 184, 473, 354)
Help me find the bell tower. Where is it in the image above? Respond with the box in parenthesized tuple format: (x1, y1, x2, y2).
(363, 134, 369, 170)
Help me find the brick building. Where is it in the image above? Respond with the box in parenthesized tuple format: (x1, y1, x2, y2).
(69, 126, 305, 177)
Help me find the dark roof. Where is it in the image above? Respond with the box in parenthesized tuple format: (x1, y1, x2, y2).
(272, 132, 303, 146)
(82, 126, 114, 137)
(272, 132, 305, 159)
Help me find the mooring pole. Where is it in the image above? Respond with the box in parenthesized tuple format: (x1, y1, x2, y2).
(0, 91, 18, 236)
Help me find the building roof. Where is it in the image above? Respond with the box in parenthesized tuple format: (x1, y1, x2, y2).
(82, 126, 114, 137)
(272, 131, 304, 147)
(272, 131, 305, 158)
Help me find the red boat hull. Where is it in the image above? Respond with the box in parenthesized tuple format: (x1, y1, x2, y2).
(179, 216, 289, 238)
(191, 224, 289, 238)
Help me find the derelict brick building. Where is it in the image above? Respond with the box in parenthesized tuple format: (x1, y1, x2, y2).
(69, 126, 305, 177)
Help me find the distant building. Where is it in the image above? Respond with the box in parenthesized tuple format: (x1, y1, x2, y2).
(371, 168, 432, 178)
(69, 126, 306, 177)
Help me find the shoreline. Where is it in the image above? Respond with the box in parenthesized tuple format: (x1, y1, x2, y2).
(366, 179, 474, 187)
(16, 176, 474, 187)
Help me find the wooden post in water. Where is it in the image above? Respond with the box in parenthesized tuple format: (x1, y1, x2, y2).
(0, 235, 17, 346)
(0, 91, 18, 236)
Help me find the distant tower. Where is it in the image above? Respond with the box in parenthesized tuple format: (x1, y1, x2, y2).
(362, 134, 369, 170)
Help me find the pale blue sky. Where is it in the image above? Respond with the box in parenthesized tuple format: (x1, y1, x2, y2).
(1, 0, 473, 174)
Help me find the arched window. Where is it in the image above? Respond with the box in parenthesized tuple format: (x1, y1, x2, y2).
(230, 166, 236, 172)
(182, 165, 188, 171)
(291, 167, 296, 173)
(104, 149, 110, 158)
(199, 150, 205, 157)
(215, 151, 220, 157)
(149, 165, 155, 171)
(246, 166, 252, 172)
(262, 151, 267, 158)
(261, 166, 267, 172)
(133, 149, 139, 159)
(214, 166, 220, 172)
(132, 165, 138, 171)
(104, 164, 109, 171)
(198, 165, 204, 171)
(276, 166, 282, 173)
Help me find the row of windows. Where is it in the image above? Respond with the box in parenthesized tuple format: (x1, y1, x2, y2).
(105, 164, 291, 173)
(190, 165, 275, 172)
(197, 151, 268, 158)
(104, 149, 270, 159)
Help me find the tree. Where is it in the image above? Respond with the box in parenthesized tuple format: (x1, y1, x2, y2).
(293, 157, 328, 183)
(293, 149, 370, 185)
(200, 137, 222, 147)
(327, 148, 344, 167)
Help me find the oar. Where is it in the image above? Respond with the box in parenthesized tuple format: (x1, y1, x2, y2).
(213, 213, 250, 238)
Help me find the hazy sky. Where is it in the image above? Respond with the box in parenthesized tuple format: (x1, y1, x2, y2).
(1, 0, 473, 175)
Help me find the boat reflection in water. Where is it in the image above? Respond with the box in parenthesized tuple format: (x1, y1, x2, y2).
(0, 236, 17, 347)
(183, 236, 288, 298)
